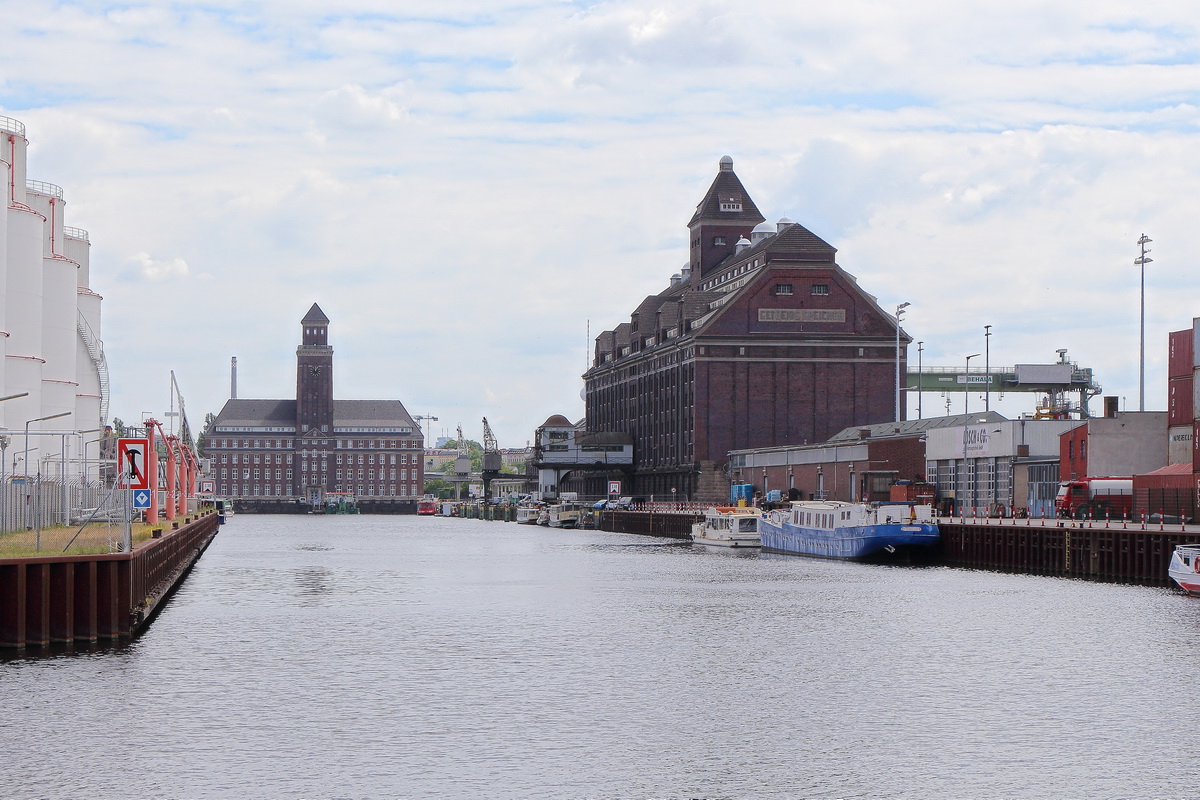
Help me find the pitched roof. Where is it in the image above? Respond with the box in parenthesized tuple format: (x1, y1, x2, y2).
(333, 399, 415, 427)
(302, 303, 330, 324)
(687, 157, 765, 228)
(825, 411, 1010, 442)
(213, 398, 417, 429)
(214, 399, 297, 427)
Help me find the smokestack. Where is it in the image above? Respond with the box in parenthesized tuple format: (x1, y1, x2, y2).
(231, 356, 238, 399)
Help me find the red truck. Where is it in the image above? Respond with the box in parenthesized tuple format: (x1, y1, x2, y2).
(1055, 477, 1134, 519)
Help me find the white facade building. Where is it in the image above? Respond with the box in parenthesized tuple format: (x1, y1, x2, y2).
(1, 117, 108, 481)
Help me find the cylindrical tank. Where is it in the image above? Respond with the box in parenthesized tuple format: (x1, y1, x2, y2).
(5, 201, 43, 439)
(76, 288, 104, 438)
(26, 187, 75, 445)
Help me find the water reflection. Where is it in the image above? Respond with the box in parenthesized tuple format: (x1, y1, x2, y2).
(0, 514, 1194, 799)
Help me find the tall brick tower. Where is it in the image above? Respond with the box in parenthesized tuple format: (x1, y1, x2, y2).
(688, 155, 766, 278)
(296, 303, 333, 434)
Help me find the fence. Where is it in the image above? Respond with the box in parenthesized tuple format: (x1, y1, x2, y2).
(0, 477, 130, 555)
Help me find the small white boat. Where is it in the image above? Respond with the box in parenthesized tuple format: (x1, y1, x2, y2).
(691, 506, 762, 547)
(515, 505, 541, 525)
(1168, 544, 1200, 595)
(548, 502, 582, 528)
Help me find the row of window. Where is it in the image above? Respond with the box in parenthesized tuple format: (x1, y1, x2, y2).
(220, 468, 414, 480)
(217, 484, 420, 498)
(209, 438, 421, 450)
(773, 283, 829, 296)
(219, 452, 419, 466)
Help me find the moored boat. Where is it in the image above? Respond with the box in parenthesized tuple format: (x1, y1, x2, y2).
(1168, 544, 1200, 594)
(760, 500, 938, 560)
(691, 506, 762, 547)
(548, 502, 582, 528)
(515, 505, 542, 525)
(417, 496, 438, 516)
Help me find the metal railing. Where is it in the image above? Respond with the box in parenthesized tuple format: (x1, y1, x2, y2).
(63, 226, 90, 242)
(25, 179, 64, 199)
(0, 115, 25, 136)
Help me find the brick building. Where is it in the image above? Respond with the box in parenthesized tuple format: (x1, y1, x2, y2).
(207, 305, 424, 510)
(584, 156, 906, 501)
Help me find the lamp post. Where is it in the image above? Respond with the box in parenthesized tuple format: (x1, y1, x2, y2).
(1135, 234, 1152, 411)
(24, 412, 69, 479)
(963, 353, 981, 416)
(917, 341, 924, 419)
(984, 325, 992, 412)
(895, 302, 910, 422)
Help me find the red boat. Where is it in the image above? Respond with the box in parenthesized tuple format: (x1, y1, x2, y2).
(417, 497, 438, 516)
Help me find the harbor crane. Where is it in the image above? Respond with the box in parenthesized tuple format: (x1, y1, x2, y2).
(481, 417, 502, 504)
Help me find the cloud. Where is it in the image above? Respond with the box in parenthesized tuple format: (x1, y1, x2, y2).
(5, 0, 1200, 445)
(129, 252, 190, 281)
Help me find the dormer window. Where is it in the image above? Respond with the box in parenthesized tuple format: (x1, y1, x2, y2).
(720, 197, 742, 212)
(713, 236, 726, 246)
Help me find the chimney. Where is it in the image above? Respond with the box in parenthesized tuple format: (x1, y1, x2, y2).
(1104, 396, 1119, 418)
(231, 356, 238, 399)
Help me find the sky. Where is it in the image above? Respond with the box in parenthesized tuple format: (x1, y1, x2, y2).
(3, 1, 1200, 447)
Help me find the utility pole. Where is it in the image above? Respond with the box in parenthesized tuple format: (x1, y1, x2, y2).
(1135, 234, 1153, 412)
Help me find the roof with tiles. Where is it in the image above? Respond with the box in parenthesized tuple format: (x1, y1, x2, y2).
(687, 156, 766, 228)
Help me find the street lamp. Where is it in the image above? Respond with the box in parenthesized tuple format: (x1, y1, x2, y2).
(917, 341, 924, 420)
(895, 302, 910, 422)
(984, 325, 992, 412)
(24, 412, 70, 479)
(964, 353, 981, 416)
(1135, 234, 1152, 412)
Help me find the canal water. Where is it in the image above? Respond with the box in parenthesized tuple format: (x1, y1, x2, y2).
(3, 515, 1197, 799)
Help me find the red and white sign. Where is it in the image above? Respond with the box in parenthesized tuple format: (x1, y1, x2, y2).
(117, 438, 150, 490)
(608, 480, 621, 496)
(200, 479, 215, 494)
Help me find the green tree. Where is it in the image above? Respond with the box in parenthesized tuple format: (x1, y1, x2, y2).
(110, 417, 128, 437)
(440, 439, 484, 472)
(196, 412, 218, 456)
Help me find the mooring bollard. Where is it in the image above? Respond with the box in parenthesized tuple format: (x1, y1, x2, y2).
(1160, 509, 1165, 531)
(1182, 510, 1187, 532)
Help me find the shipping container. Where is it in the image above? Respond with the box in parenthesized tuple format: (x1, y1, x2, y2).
(1169, 375, 1194, 427)
(1171, 328, 1194, 378)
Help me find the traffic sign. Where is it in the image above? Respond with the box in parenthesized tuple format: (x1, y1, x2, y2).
(117, 438, 150, 490)
(608, 480, 621, 496)
(200, 479, 215, 494)
(133, 489, 152, 509)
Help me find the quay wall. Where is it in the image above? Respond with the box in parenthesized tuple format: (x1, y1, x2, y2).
(232, 499, 417, 515)
(0, 512, 220, 649)
(938, 519, 1194, 586)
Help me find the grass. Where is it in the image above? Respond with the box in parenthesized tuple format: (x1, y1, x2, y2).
(0, 522, 161, 558)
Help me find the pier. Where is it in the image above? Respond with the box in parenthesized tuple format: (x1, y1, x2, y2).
(0, 512, 220, 649)
(581, 507, 1195, 586)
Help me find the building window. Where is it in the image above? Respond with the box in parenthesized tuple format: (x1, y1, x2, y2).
(713, 236, 726, 246)
(775, 284, 793, 296)
(811, 284, 830, 296)
(719, 199, 742, 212)
(242, 469, 250, 480)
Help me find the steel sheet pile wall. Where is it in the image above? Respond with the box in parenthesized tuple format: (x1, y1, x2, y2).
(598, 510, 700, 539)
(939, 521, 1194, 585)
(0, 513, 219, 648)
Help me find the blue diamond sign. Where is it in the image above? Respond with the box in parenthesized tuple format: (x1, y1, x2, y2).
(133, 489, 152, 509)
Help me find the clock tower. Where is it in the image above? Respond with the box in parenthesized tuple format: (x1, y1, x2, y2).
(296, 303, 334, 434)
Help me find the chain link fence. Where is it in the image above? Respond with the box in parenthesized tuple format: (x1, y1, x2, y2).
(0, 476, 133, 556)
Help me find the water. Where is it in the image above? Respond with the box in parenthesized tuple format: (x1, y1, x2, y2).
(3, 515, 1198, 799)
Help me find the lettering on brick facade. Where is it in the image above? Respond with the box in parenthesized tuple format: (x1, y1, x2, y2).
(758, 308, 846, 323)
